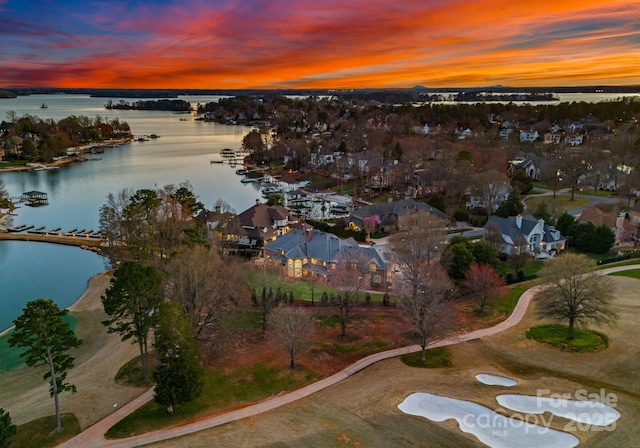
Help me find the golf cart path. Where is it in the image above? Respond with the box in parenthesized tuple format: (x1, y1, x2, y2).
(58, 264, 637, 448)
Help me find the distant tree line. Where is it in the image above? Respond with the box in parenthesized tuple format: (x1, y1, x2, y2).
(105, 99, 191, 112)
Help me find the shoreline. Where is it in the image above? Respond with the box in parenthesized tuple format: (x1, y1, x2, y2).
(0, 137, 132, 172)
(0, 268, 111, 336)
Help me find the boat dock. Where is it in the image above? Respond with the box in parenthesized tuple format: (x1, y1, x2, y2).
(5, 225, 103, 239)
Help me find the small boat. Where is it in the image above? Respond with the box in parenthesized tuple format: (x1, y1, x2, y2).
(40, 103, 48, 109)
(149, 134, 160, 139)
(241, 176, 263, 183)
(220, 148, 235, 157)
(210, 160, 223, 164)
(235, 168, 249, 175)
(262, 185, 283, 196)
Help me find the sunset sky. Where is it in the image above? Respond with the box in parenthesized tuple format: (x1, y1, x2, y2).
(1, 0, 639, 89)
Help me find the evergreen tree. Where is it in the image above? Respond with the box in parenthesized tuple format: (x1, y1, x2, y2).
(153, 302, 204, 413)
(495, 188, 524, 217)
(8, 299, 82, 434)
(0, 407, 16, 448)
(102, 261, 163, 381)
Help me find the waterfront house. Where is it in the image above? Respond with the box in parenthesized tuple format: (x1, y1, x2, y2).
(236, 202, 292, 246)
(263, 228, 389, 287)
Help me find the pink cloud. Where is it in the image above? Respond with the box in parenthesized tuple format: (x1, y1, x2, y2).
(0, 0, 638, 88)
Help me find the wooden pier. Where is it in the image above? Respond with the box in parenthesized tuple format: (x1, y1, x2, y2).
(4, 224, 103, 240)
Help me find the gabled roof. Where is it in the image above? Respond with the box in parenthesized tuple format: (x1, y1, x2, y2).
(486, 214, 565, 245)
(264, 229, 358, 263)
(264, 229, 389, 271)
(350, 199, 448, 224)
(578, 206, 616, 228)
(237, 203, 289, 241)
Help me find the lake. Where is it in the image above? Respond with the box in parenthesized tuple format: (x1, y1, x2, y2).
(0, 241, 109, 332)
(0, 94, 263, 331)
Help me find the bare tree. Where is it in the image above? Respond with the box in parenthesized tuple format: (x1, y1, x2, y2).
(269, 306, 315, 368)
(98, 188, 132, 262)
(462, 263, 507, 314)
(536, 253, 617, 340)
(473, 170, 510, 217)
(484, 222, 504, 250)
(391, 222, 446, 301)
(396, 264, 452, 363)
(508, 236, 531, 274)
(163, 245, 240, 340)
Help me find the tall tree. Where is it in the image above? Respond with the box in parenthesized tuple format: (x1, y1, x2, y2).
(495, 188, 524, 218)
(391, 222, 446, 300)
(122, 188, 161, 261)
(163, 245, 240, 340)
(462, 263, 507, 314)
(536, 254, 617, 340)
(8, 299, 82, 434)
(101, 261, 163, 381)
(269, 306, 315, 369)
(397, 264, 453, 363)
(440, 238, 475, 282)
(98, 188, 132, 263)
(0, 407, 16, 448)
(473, 170, 510, 217)
(153, 302, 204, 413)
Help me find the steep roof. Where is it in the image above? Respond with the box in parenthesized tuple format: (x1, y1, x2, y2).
(486, 214, 565, 246)
(264, 229, 389, 271)
(349, 198, 447, 228)
(237, 203, 289, 241)
(578, 206, 617, 228)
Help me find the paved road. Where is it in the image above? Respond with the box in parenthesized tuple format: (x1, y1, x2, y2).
(58, 264, 639, 448)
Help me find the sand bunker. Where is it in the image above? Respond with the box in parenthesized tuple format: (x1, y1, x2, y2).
(398, 392, 579, 448)
(496, 394, 620, 427)
(475, 373, 518, 387)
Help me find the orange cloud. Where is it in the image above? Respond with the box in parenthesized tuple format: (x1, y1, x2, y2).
(0, 0, 638, 88)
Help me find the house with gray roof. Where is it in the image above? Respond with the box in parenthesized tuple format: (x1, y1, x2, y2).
(484, 214, 566, 257)
(263, 228, 390, 287)
(346, 198, 447, 234)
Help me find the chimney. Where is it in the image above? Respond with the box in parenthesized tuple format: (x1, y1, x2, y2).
(256, 198, 260, 205)
(215, 205, 221, 214)
(516, 214, 522, 229)
(305, 227, 312, 242)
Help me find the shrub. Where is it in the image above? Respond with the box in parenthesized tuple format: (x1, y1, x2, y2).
(365, 293, 371, 304)
(382, 293, 391, 306)
(321, 291, 329, 305)
(468, 214, 488, 227)
(453, 207, 470, 222)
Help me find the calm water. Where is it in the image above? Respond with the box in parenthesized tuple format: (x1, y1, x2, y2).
(0, 241, 109, 332)
(0, 94, 262, 330)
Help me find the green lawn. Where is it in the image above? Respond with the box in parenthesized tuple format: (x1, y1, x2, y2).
(244, 271, 388, 303)
(400, 347, 452, 368)
(523, 194, 589, 216)
(11, 413, 80, 448)
(497, 259, 544, 277)
(496, 285, 528, 315)
(526, 324, 609, 351)
(105, 363, 322, 439)
(609, 268, 640, 279)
